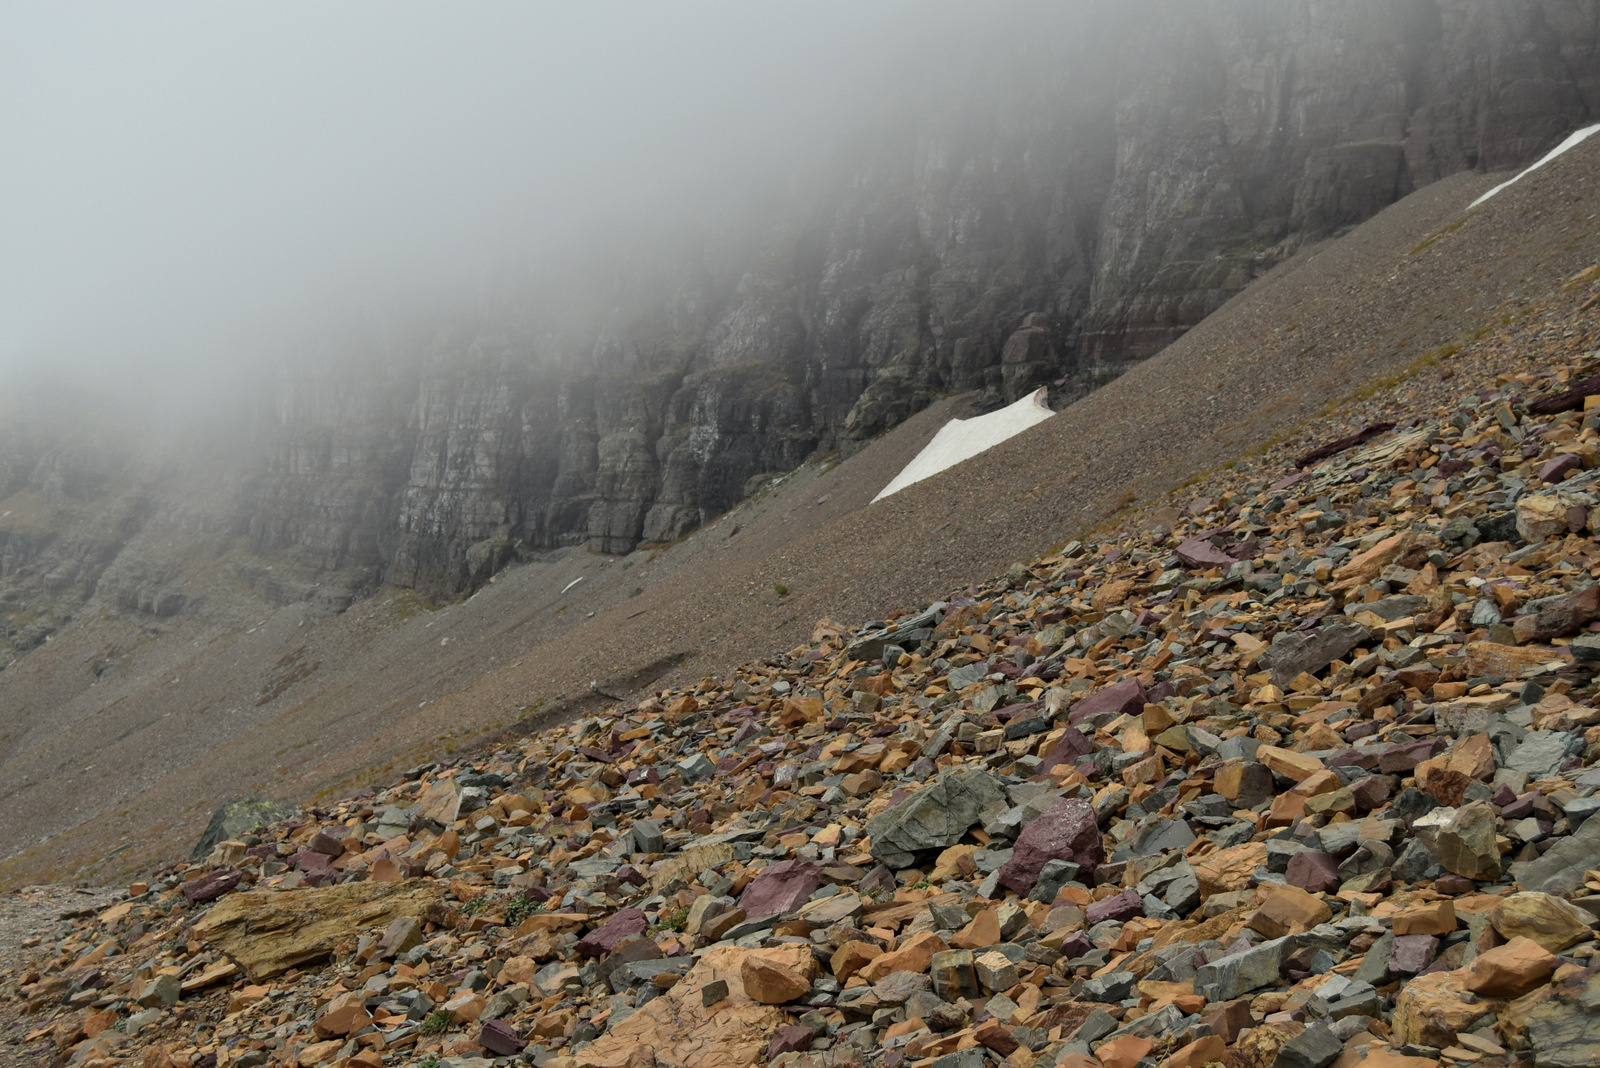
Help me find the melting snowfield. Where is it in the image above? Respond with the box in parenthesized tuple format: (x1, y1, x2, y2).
(873, 386, 1055, 502)
(1470, 123, 1600, 208)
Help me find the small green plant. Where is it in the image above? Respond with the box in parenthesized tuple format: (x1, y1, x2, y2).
(417, 1056, 442, 1068)
(657, 905, 690, 932)
(460, 896, 491, 916)
(503, 892, 543, 926)
(773, 584, 789, 597)
(420, 1010, 453, 1035)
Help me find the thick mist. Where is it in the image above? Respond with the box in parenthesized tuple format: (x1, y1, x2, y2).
(1, 2, 1071, 413)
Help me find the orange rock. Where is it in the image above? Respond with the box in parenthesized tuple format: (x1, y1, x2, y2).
(312, 1003, 373, 1038)
(1194, 842, 1269, 899)
(1491, 892, 1596, 952)
(1160, 1034, 1225, 1068)
(831, 940, 883, 982)
(1257, 745, 1323, 783)
(740, 954, 814, 1004)
(1096, 1035, 1154, 1068)
(1247, 885, 1332, 938)
(499, 955, 540, 987)
(1391, 970, 1494, 1047)
(1464, 936, 1557, 997)
(949, 909, 1001, 950)
(857, 930, 948, 982)
(1393, 900, 1457, 937)
(1291, 770, 1343, 797)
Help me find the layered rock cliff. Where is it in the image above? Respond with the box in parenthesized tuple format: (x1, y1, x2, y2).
(91, 2, 1600, 598)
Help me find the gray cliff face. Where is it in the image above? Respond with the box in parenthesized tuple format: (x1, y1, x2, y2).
(236, 0, 1598, 597)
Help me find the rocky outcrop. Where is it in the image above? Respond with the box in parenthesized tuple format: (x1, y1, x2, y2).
(231, 1, 1599, 596)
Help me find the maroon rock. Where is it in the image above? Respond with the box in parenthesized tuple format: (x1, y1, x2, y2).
(1433, 875, 1476, 895)
(1285, 851, 1341, 894)
(738, 859, 824, 920)
(1568, 506, 1590, 533)
(1085, 888, 1144, 925)
(1541, 454, 1582, 483)
(1378, 737, 1448, 774)
(1176, 537, 1237, 569)
(1203, 998, 1254, 1044)
(575, 908, 649, 958)
(768, 1025, 815, 1058)
(1069, 679, 1149, 727)
(1058, 931, 1093, 959)
(1502, 792, 1539, 820)
(996, 798, 1104, 894)
(1038, 727, 1094, 775)
(1349, 776, 1393, 812)
(182, 869, 243, 906)
(1389, 935, 1438, 975)
(477, 1019, 526, 1056)
(307, 831, 346, 856)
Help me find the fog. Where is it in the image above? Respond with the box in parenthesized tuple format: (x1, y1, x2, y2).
(2, 2, 1061, 410)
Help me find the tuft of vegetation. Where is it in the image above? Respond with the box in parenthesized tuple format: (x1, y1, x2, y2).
(656, 905, 690, 933)
(420, 1010, 453, 1035)
(503, 891, 543, 926)
(773, 584, 789, 597)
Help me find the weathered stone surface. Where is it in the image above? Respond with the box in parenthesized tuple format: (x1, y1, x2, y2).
(737, 860, 823, 920)
(1261, 620, 1368, 688)
(1247, 885, 1331, 938)
(1195, 842, 1268, 899)
(1491, 892, 1596, 952)
(865, 769, 1008, 868)
(740, 952, 814, 1004)
(1391, 969, 1494, 1048)
(1069, 679, 1149, 726)
(575, 909, 649, 957)
(1436, 802, 1502, 880)
(1522, 973, 1600, 1068)
(1194, 936, 1291, 1001)
(1085, 888, 1144, 925)
(997, 797, 1103, 893)
(1257, 745, 1325, 783)
(1519, 814, 1600, 893)
(1271, 1022, 1342, 1068)
(195, 881, 446, 980)
(1285, 850, 1341, 894)
(575, 945, 810, 1068)
(1464, 936, 1557, 997)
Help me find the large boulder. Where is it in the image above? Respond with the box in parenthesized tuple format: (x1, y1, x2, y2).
(190, 796, 296, 862)
(865, 769, 1008, 869)
(996, 797, 1103, 893)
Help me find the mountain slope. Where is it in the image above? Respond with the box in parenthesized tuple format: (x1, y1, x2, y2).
(4, 134, 1599, 890)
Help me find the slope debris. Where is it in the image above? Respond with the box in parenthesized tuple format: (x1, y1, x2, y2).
(7, 272, 1600, 1068)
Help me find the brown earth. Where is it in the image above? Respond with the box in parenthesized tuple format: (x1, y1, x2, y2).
(2, 137, 1598, 892)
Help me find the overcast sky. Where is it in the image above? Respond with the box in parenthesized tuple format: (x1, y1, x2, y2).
(0, 2, 990, 396)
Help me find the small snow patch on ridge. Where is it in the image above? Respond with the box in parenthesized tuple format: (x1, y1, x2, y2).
(873, 387, 1055, 502)
(1470, 124, 1600, 209)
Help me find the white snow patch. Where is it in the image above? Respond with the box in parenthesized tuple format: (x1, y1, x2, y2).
(873, 387, 1056, 503)
(560, 577, 584, 594)
(1470, 124, 1600, 209)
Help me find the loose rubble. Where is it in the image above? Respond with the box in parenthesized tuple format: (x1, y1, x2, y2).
(8, 278, 1600, 1068)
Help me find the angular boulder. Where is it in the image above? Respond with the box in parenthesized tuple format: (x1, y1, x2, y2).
(865, 769, 1008, 869)
(996, 797, 1103, 894)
